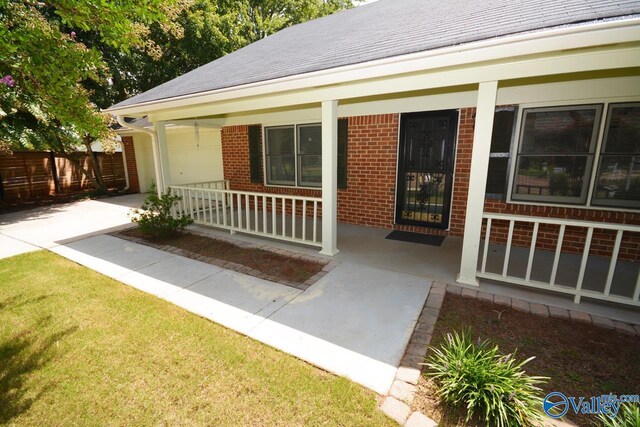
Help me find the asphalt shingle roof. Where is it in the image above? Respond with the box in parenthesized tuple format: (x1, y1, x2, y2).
(111, 0, 640, 109)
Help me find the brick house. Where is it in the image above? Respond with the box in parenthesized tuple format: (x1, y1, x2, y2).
(110, 0, 640, 309)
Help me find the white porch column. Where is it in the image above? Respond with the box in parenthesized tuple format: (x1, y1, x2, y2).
(320, 100, 339, 256)
(457, 81, 498, 286)
(154, 121, 171, 194)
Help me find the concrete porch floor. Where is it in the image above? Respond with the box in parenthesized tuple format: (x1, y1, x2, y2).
(193, 222, 639, 325)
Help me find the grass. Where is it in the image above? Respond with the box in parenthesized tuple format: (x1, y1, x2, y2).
(0, 251, 393, 426)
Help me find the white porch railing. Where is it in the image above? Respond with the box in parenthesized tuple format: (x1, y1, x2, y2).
(477, 213, 640, 307)
(182, 180, 230, 190)
(169, 185, 322, 247)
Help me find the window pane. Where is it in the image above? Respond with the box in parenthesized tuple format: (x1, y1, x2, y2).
(268, 155, 295, 184)
(520, 108, 599, 154)
(299, 155, 322, 185)
(266, 127, 294, 155)
(298, 125, 321, 155)
(513, 156, 588, 200)
(592, 156, 640, 208)
(603, 104, 640, 154)
(486, 157, 509, 196)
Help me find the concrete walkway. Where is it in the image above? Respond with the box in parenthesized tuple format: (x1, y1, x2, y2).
(1, 197, 429, 394)
(49, 234, 429, 394)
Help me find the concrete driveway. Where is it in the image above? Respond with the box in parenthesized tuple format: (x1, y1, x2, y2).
(0, 194, 144, 258)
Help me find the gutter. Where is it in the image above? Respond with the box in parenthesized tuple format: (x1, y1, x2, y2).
(119, 135, 130, 192)
(116, 116, 163, 195)
(105, 18, 640, 116)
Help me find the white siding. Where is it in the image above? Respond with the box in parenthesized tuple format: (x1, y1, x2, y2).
(129, 127, 224, 192)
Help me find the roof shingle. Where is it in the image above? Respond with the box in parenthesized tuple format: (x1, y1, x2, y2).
(111, 0, 640, 109)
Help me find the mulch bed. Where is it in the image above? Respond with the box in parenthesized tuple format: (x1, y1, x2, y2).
(117, 228, 329, 290)
(412, 293, 640, 426)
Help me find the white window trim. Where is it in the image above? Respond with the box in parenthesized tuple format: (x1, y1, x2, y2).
(263, 121, 322, 189)
(505, 97, 640, 212)
(510, 103, 603, 205)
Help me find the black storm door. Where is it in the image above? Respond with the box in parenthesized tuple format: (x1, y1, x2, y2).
(396, 110, 458, 229)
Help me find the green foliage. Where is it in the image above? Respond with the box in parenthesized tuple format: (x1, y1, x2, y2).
(130, 184, 193, 238)
(95, 0, 357, 109)
(0, 0, 184, 150)
(425, 330, 547, 427)
(597, 403, 640, 427)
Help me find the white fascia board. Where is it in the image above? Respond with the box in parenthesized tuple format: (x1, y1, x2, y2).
(107, 19, 640, 117)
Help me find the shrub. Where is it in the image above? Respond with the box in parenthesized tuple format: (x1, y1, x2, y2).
(130, 183, 193, 238)
(425, 329, 546, 427)
(598, 403, 640, 427)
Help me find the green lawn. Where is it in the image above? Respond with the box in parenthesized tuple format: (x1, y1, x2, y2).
(0, 251, 392, 426)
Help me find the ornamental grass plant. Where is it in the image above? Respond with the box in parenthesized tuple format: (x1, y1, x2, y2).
(425, 329, 547, 427)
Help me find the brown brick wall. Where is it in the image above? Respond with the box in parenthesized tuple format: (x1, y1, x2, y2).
(220, 110, 639, 260)
(121, 136, 140, 193)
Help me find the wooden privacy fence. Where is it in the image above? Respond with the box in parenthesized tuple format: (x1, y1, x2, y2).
(0, 151, 126, 201)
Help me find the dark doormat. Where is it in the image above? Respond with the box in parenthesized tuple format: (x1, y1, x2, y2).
(385, 230, 445, 246)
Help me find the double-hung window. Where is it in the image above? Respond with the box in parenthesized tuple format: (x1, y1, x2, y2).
(265, 123, 322, 187)
(511, 105, 602, 204)
(592, 103, 640, 208)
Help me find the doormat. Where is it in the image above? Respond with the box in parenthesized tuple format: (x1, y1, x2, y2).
(385, 230, 445, 246)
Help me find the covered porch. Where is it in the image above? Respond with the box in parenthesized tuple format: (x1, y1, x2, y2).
(185, 218, 640, 325)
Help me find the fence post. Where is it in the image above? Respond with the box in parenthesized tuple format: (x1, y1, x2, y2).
(49, 151, 60, 194)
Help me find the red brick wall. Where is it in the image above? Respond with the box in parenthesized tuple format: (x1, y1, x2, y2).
(221, 115, 399, 225)
(121, 136, 140, 193)
(220, 110, 639, 260)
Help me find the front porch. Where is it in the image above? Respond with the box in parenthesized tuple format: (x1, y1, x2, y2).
(185, 218, 640, 325)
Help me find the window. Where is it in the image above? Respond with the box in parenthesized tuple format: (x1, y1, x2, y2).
(297, 124, 322, 186)
(265, 124, 322, 187)
(511, 105, 602, 204)
(265, 126, 296, 185)
(592, 103, 640, 208)
(486, 107, 517, 198)
(264, 121, 348, 188)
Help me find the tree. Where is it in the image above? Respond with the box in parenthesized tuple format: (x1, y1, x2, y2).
(92, 0, 357, 110)
(1, 0, 357, 191)
(0, 0, 185, 192)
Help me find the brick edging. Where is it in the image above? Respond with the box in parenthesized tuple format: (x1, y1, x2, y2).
(379, 281, 445, 426)
(112, 229, 340, 291)
(445, 284, 640, 337)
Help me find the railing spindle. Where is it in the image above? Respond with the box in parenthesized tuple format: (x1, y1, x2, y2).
(262, 195, 267, 234)
(254, 195, 258, 233)
(481, 218, 491, 274)
(502, 220, 515, 277)
(281, 197, 286, 237)
(549, 224, 565, 286)
(574, 227, 594, 304)
(292, 199, 296, 239)
(271, 196, 277, 236)
(302, 200, 307, 241)
(245, 194, 250, 231)
(525, 222, 539, 282)
(604, 230, 623, 296)
(313, 201, 318, 243)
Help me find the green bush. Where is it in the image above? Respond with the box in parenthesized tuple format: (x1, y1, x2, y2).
(425, 329, 546, 427)
(130, 183, 193, 238)
(597, 403, 640, 427)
